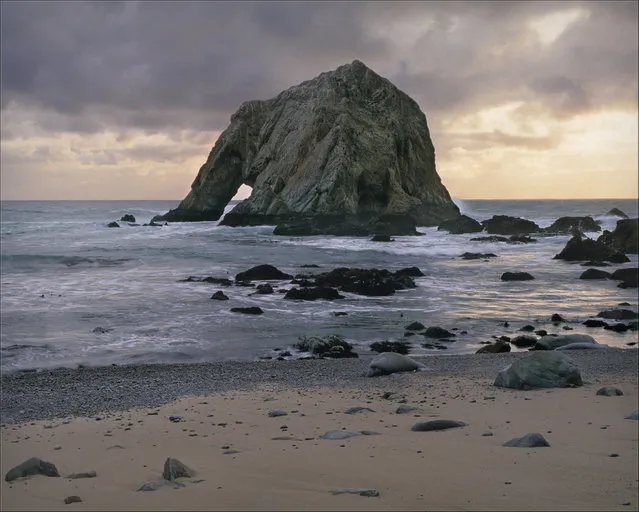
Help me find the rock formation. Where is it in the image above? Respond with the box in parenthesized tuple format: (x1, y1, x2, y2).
(152, 60, 460, 234)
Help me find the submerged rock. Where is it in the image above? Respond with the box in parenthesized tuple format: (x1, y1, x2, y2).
(501, 271, 535, 281)
(152, 60, 459, 233)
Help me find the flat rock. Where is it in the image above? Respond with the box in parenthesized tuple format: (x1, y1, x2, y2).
(230, 307, 264, 315)
(268, 410, 288, 417)
(320, 430, 361, 440)
(503, 433, 550, 447)
(162, 458, 195, 481)
(411, 420, 467, 432)
(5, 457, 60, 482)
(137, 479, 185, 491)
(596, 386, 623, 396)
(64, 496, 83, 504)
(331, 488, 379, 497)
(494, 351, 583, 389)
(344, 407, 376, 415)
(367, 352, 425, 377)
(396, 405, 418, 414)
(66, 471, 97, 479)
(534, 334, 597, 351)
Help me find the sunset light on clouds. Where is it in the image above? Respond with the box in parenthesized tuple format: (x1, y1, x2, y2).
(1, 1, 637, 200)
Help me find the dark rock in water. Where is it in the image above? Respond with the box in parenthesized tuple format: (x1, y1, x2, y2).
(604, 323, 629, 333)
(333, 311, 348, 317)
(501, 272, 535, 281)
(211, 291, 229, 301)
(107, 221, 120, 228)
(64, 496, 83, 504)
(120, 214, 136, 223)
(544, 216, 601, 234)
(230, 307, 264, 315)
(476, 341, 511, 354)
(202, 276, 234, 286)
(254, 283, 275, 295)
(461, 252, 497, 260)
(370, 341, 411, 355)
(583, 319, 608, 328)
(331, 488, 379, 497)
(162, 458, 195, 481)
(534, 334, 597, 351)
(494, 351, 583, 389)
(284, 286, 344, 301)
(5, 458, 60, 482)
(411, 420, 467, 432)
(596, 386, 623, 396)
(511, 335, 537, 348)
(290, 278, 314, 287)
(92, 326, 113, 334)
(509, 235, 537, 243)
(235, 281, 255, 287)
(273, 214, 422, 237)
(371, 234, 394, 242)
(519, 325, 535, 332)
(597, 309, 638, 320)
(629, 321, 639, 331)
(503, 433, 550, 447)
(396, 266, 424, 277)
(300, 264, 320, 268)
(471, 235, 509, 242)
(235, 264, 293, 281)
(579, 268, 612, 280)
(597, 218, 638, 254)
(554, 235, 630, 262)
(535, 330, 547, 336)
(314, 267, 416, 296)
(152, 60, 459, 231)
(481, 215, 540, 235)
(367, 352, 425, 377)
(438, 215, 483, 234)
(581, 260, 610, 267)
(607, 208, 629, 218)
(551, 313, 565, 323)
(470, 235, 537, 243)
(422, 343, 448, 350)
(422, 326, 455, 339)
(405, 321, 425, 331)
(294, 335, 356, 358)
(610, 268, 638, 288)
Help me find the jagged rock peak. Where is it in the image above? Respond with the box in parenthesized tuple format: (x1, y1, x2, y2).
(153, 60, 460, 234)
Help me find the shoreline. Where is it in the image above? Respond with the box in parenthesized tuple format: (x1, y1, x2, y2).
(2, 349, 637, 425)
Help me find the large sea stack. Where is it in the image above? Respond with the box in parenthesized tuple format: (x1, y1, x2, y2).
(153, 60, 460, 235)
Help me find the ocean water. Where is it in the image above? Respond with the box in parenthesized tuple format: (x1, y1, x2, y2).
(1, 198, 637, 373)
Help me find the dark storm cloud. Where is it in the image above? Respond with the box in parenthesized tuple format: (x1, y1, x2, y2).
(1, 0, 637, 137)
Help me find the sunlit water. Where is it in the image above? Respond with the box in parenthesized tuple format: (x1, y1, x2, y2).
(1, 198, 637, 372)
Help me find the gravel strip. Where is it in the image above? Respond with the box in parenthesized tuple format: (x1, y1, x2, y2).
(1, 349, 637, 425)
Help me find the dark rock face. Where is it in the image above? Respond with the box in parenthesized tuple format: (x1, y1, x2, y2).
(120, 214, 136, 223)
(235, 264, 293, 281)
(476, 341, 511, 354)
(470, 235, 537, 243)
(501, 272, 535, 281)
(607, 208, 629, 219)
(553, 235, 630, 262)
(396, 266, 424, 277)
(579, 269, 612, 280)
(314, 267, 416, 296)
(162, 458, 195, 481)
(481, 216, 540, 235)
(254, 283, 275, 294)
(610, 267, 638, 288)
(583, 319, 608, 328)
(152, 60, 459, 232)
(597, 219, 638, 254)
(544, 216, 601, 234)
(438, 215, 483, 234)
(284, 286, 344, 301)
(5, 458, 60, 482)
(370, 341, 411, 355)
(510, 335, 537, 348)
(461, 252, 497, 260)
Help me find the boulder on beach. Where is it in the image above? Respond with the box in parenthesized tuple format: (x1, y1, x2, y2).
(533, 333, 598, 351)
(544, 216, 601, 234)
(411, 419, 466, 431)
(481, 215, 540, 235)
(5, 458, 60, 482)
(162, 458, 195, 481)
(437, 215, 483, 234)
(151, 60, 460, 234)
(503, 433, 551, 447)
(596, 386, 623, 396)
(476, 341, 511, 354)
(501, 271, 535, 281)
(367, 352, 425, 377)
(494, 351, 583, 389)
(235, 264, 293, 281)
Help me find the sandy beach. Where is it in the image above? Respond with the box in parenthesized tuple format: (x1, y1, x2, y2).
(1, 351, 638, 511)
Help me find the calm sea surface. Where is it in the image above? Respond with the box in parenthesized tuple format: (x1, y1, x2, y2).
(1, 198, 637, 373)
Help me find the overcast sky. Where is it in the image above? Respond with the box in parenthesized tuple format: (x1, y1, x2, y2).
(1, 0, 637, 200)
